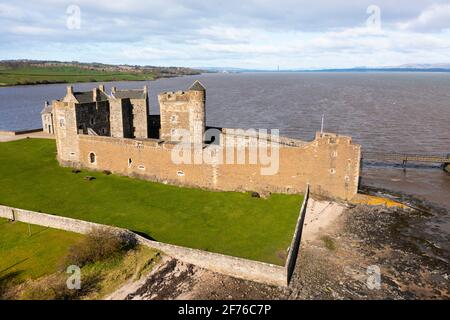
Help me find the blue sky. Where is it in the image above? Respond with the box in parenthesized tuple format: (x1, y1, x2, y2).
(1, 0, 450, 69)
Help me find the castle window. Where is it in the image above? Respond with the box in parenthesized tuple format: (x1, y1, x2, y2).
(59, 118, 65, 128)
(90, 117, 95, 126)
(128, 158, 132, 167)
(330, 168, 336, 174)
(177, 170, 185, 177)
(170, 114, 178, 124)
(89, 152, 96, 164)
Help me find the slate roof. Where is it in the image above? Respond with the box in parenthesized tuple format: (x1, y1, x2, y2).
(112, 90, 146, 100)
(188, 80, 206, 92)
(73, 91, 109, 103)
(41, 104, 52, 114)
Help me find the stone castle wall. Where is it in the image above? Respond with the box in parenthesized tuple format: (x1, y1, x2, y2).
(130, 98, 149, 139)
(68, 130, 360, 200)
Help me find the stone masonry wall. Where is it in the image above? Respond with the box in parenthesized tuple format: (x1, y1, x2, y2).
(285, 184, 309, 283)
(158, 90, 205, 143)
(0, 205, 289, 287)
(74, 131, 360, 200)
(130, 98, 148, 139)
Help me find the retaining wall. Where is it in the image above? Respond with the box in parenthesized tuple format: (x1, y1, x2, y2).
(0, 198, 309, 287)
(285, 184, 309, 283)
(0, 128, 43, 136)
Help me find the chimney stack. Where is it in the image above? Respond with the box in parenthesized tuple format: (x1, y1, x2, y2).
(111, 86, 116, 94)
(66, 86, 73, 96)
(98, 84, 105, 92)
(93, 88, 98, 101)
(143, 85, 148, 95)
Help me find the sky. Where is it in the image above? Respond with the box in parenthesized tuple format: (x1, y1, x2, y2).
(0, 0, 450, 69)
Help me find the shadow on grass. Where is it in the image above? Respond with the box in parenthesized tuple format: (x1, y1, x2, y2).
(0, 257, 29, 274)
(130, 230, 157, 241)
(0, 270, 24, 299)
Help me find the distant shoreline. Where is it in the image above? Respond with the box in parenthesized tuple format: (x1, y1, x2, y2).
(0, 62, 203, 88)
(202, 68, 450, 74)
(0, 73, 201, 88)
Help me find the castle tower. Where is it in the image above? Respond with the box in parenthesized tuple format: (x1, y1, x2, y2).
(109, 97, 133, 138)
(158, 80, 206, 143)
(110, 86, 149, 139)
(41, 101, 54, 134)
(53, 86, 80, 164)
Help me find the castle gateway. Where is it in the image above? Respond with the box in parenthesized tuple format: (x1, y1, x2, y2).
(46, 81, 361, 200)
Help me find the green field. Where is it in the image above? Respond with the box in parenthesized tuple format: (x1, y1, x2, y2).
(0, 139, 302, 265)
(0, 218, 82, 284)
(0, 66, 155, 86)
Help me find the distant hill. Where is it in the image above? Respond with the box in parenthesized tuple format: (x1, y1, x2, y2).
(201, 63, 450, 73)
(0, 60, 203, 87)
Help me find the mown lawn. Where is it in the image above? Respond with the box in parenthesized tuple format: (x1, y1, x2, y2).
(0, 66, 155, 86)
(0, 139, 302, 265)
(0, 218, 82, 284)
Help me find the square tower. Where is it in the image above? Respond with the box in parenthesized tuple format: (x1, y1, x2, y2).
(158, 80, 206, 143)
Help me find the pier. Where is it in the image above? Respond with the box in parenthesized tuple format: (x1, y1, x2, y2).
(362, 151, 450, 172)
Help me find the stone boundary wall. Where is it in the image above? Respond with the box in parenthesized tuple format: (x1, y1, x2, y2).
(0, 128, 43, 136)
(0, 199, 310, 287)
(285, 184, 310, 284)
(0, 205, 118, 234)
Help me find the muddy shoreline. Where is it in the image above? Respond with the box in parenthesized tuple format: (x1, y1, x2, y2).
(116, 186, 449, 300)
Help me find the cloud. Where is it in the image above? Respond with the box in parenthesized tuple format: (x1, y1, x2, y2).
(0, 0, 449, 68)
(397, 4, 450, 32)
(0, 3, 25, 18)
(9, 25, 58, 36)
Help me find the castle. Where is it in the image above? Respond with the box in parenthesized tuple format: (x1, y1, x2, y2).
(42, 81, 361, 200)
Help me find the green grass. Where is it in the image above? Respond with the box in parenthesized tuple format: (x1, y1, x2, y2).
(0, 220, 159, 299)
(320, 235, 336, 251)
(0, 139, 302, 265)
(0, 218, 82, 284)
(0, 66, 155, 86)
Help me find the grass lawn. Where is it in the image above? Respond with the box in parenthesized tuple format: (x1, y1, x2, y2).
(0, 66, 155, 86)
(0, 139, 302, 265)
(0, 218, 82, 284)
(0, 218, 160, 299)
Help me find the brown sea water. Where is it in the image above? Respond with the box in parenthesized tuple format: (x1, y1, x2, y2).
(0, 72, 449, 229)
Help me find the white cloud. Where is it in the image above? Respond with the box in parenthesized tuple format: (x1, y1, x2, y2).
(9, 25, 57, 36)
(397, 4, 450, 32)
(0, 3, 25, 19)
(1, 0, 450, 68)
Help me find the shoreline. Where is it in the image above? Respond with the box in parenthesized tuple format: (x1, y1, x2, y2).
(0, 73, 202, 88)
(107, 188, 449, 300)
